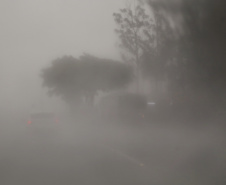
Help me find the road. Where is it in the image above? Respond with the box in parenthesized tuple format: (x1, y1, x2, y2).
(1, 118, 226, 185)
(1, 128, 153, 184)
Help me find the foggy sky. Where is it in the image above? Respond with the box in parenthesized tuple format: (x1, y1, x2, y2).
(0, 0, 125, 112)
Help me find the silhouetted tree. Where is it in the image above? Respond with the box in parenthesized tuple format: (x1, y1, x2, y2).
(140, 2, 176, 101)
(113, 0, 155, 92)
(41, 54, 133, 111)
(149, 0, 226, 111)
(79, 53, 134, 105)
(41, 56, 82, 111)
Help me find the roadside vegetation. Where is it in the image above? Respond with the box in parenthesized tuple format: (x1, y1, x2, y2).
(41, 0, 226, 127)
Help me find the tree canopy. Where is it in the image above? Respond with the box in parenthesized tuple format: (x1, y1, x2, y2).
(41, 54, 133, 109)
(113, 1, 155, 91)
(148, 0, 226, 108)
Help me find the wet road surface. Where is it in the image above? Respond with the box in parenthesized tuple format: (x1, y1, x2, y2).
(1, 119, 226, 185)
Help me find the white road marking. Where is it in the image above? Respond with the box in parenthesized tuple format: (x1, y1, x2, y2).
(103, 145, 145, 167)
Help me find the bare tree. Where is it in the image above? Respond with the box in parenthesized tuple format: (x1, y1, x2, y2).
(113, 0, 155, 92)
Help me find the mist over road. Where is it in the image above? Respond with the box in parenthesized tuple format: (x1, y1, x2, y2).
(1, 115, 225, 185)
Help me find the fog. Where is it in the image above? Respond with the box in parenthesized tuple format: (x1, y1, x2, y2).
(1, 111, 225, 185)
(0, 0, 124, 112)
(1, 0, 226, 185)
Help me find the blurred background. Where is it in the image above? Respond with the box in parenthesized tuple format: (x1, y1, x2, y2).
(0, 0, 226, 184)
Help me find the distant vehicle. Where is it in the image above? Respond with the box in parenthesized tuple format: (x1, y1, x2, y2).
(98, 92, 147, 125)
(27, 111, 59, 138)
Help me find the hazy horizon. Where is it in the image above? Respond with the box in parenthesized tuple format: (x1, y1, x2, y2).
(0, 0, 126, 112)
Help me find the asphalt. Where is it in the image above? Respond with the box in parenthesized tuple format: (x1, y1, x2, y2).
(1, 120, 153, 185)
(1, 118, 226, 185)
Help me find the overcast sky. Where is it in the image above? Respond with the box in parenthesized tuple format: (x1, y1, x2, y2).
(0, 0, 127, 111)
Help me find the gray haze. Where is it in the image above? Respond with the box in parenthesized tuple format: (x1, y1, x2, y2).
(0, 0, 226, 185)
(0, 0, 124, 112)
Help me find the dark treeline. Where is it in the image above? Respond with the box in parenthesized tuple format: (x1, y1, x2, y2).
(41, 54, 133, 113)
(42, 0, 226, 125)
(113, 0, 226, 123)
(148, 0, 226, 121)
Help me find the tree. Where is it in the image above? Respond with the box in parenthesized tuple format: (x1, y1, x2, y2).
(41, 54, 133, 111)
(148, 0, 226, 110)
(41, 56, 83, 111)
(113, 0, 155, 92)
(140, 2, 176, 101)
(79, 53, 134, 105)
